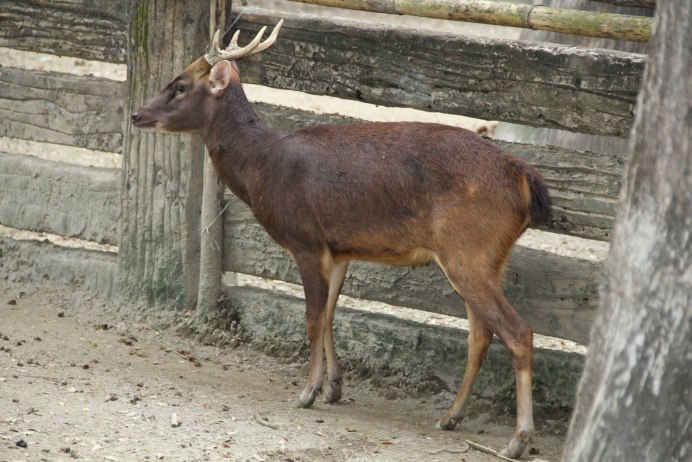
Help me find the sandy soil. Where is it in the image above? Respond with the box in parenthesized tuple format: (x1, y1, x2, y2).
(0, 284, 564, 462)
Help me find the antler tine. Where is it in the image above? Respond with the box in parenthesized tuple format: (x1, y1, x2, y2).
(204, 19, 284, 66)
(205, 26, 266, 65)
(205, 29, 224, 65)
(209, 29, 222, 53)
(247, 19, 284, 57)
(229, 29, 241, 47)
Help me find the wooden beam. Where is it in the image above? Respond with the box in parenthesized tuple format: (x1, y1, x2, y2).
(0, 67, 126, 153)
(222, 195, 600, 345)
(0, 237, 118, 297)
(0, 0, 129, 63)
(223, 284, 586, 410)
(196, 0, 232, 323)
(235, 8, 645, 137)
(289, 0, 652, 42)
(252, 102, 623, 241)
(0, 153, 120, 245)
(493, 140, 622, 241)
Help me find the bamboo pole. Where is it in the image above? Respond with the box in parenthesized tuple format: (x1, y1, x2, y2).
(196, 0, 228, 323)
(289, 0, 652, 42)
(591, 0, 656, 8)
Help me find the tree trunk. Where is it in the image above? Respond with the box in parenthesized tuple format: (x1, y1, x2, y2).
(119, 0, 208, 310)
(562, 1, 691, 460)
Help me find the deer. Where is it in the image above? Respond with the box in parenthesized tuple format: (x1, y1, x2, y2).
(131, 19, 552, 458)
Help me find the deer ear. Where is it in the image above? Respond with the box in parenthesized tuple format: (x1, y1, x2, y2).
(209, 60, 232, 96)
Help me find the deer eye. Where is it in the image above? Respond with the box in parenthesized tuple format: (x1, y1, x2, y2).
(175, 84, 186, 95)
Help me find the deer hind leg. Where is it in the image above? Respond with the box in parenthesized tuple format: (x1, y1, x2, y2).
(436, 256, 534, 459)
(436, 306, 493, 430)
(289, 253, 331, 409)
(323, 260, 349, 404)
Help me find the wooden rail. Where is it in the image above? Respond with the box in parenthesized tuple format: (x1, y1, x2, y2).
(0, 153, 120, 245)
(0, 3, 645, 137)
(224, 284, 586, 408)
(592, 0, 656, 7)
(236, 8, 644, 137)
(0, 237, 118, 296)
(289, 0, 652, 42)
(0, 0, 129, 63)
(0, 67, 125, 152)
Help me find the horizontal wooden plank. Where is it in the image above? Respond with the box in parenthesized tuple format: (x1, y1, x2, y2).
(0, 153, 120, 245)
(222, 284, 585, 410)
(222, 195, 600, 345)
(253, 102, 622, 241)
(0, 67, 126, 152)
(236, 8, 645, 137)
(0, 0, 129, 63)
(0, 236, 118, 298)
(253, 102, 361, 128)
(493, 140, 622, 241)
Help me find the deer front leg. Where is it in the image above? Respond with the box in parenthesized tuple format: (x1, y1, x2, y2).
(290, 254, 331, 409)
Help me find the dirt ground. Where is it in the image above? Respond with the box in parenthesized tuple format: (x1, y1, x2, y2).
(0, 283, 565, 462)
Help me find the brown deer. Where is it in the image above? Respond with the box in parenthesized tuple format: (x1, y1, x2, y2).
(132, 20, 551, 458)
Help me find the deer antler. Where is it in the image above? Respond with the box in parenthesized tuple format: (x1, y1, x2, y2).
(205, 19, 284, 66)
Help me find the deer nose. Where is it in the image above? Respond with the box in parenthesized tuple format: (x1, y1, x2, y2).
(131, 112, 140, 123)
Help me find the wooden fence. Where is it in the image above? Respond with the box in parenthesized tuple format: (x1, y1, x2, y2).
(0, 0, 651, 403)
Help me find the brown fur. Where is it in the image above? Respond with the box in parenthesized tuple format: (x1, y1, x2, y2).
(132, 56, 552, 458)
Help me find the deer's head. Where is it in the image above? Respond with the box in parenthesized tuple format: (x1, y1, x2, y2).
(131, 19, 284, 133)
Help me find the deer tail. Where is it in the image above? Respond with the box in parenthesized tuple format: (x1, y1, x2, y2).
(526, 172, 552, 227)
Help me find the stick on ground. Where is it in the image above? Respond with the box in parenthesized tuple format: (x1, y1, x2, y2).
(465, 439, 521, 462)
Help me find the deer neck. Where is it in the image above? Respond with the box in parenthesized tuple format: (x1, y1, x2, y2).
(201, 83, 283, 207)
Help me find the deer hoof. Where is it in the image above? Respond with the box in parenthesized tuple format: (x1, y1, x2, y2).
(289, 388, 319, 409)
(289, 397, 313, 409)
(500, 429, 532, 458)
(435, 416, 459, 431)
(323, 380, 342, 404)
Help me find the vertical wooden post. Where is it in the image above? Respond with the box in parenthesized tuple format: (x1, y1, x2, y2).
(120, 0, 207, 310)
(196, 1, 230, 322)
(563, 1, 691, 459)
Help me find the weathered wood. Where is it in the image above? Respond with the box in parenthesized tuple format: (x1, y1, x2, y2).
(196, 0, 232, 322)
(493, 0, 652, 160)
(235, 8, 645, 137)
(592, 0, 656, 8)
(290, 0, 652, 42)
(222, 194, 600, 345)
(252, 102, 623, 241)
(493, 140, 623, 241)
(222, 284, 585, 410)
(0, 67, 125, 153)
(0, 0, 129, 63)
(564, 1, 692, 459)
(253, 102, 361, 128)
(119, 0, 207, 310)
(0, 153, 119, 245)
(0, 237, 118, 298)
